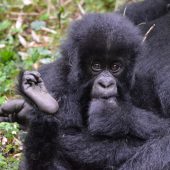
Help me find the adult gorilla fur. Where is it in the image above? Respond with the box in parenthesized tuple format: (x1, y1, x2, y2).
(1, 0, 170, 170)
(120, 0, 170, 116)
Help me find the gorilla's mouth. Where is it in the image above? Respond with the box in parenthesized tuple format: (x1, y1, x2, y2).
(91, 90, 118, 100)
(99, 94, 117, 100)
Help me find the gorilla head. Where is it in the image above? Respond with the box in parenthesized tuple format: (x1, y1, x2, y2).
(61, 13, 144, 137)
(64, 14, 142, 97)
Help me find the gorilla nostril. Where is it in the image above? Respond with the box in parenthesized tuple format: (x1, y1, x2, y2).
(98, 80, 114, 88)
(107, 82, 114, 88)
(98, 81, 106, 88)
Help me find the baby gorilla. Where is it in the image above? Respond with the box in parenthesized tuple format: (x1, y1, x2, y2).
(2, 13, 170, 170)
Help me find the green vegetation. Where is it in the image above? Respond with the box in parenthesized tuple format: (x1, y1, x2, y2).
(0, 0, 130, 169)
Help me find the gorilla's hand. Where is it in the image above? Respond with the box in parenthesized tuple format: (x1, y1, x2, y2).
(0, 99, 32, 129)
(21, 71, 59, 114)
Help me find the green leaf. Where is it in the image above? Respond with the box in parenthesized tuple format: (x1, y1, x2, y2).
(0, 48, 16, 63)
(0, 96, 6, 104)
(39, 13, 49, 21)
(0, 20, 11, 32)
(0, 154, 7, 168)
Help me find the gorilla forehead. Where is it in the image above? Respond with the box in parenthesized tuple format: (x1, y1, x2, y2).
(69, 13, 142, 54)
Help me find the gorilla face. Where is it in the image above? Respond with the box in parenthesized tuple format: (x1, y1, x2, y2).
(70, 14, 142, 99)
(91, 61, 121, 105)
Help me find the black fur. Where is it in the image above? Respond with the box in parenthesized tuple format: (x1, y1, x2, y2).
(18, 1, 170, 170)
(118, 0, 170, 25)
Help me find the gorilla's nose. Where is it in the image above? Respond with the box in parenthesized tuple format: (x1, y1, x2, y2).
(92, 74, 117, 99)
(97, 77, 115, 89)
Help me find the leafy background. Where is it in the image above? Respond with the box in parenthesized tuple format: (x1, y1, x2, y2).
(0, 0, 136, 169)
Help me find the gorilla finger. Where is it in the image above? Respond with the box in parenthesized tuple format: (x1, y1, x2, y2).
(1, 99, 25, 115)
(23, 75, 37, 84)
(24, 71, 41, 77)
(30, 71, 42, 83)
(29, 71, 41, 77)
(24, 71, 41, 82)
(17, 102, 33, 120)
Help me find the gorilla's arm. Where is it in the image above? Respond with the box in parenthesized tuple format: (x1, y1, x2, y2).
(0, 57, 69, 127)
(119, 135, 170, 170)
(16, 57, 78, 170)
(59, 130, 136, 169)
(117, 106, 170, 170)
(118, 0, 170, 25)
(21, 113, 72, 170)
(0, 69, 57, 129)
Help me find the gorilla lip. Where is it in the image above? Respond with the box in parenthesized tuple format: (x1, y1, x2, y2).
(91, 93, 118, 100)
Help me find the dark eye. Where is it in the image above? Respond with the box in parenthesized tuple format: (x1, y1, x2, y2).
(111, 63, 121, 73)
(91, 63, 102, 72)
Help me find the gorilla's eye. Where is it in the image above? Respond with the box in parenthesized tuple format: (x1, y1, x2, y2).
(111, 63, 121, 73)
(91, 63, 102, 72)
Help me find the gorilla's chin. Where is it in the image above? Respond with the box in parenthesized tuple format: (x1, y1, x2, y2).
(87, 98, 123, 136)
